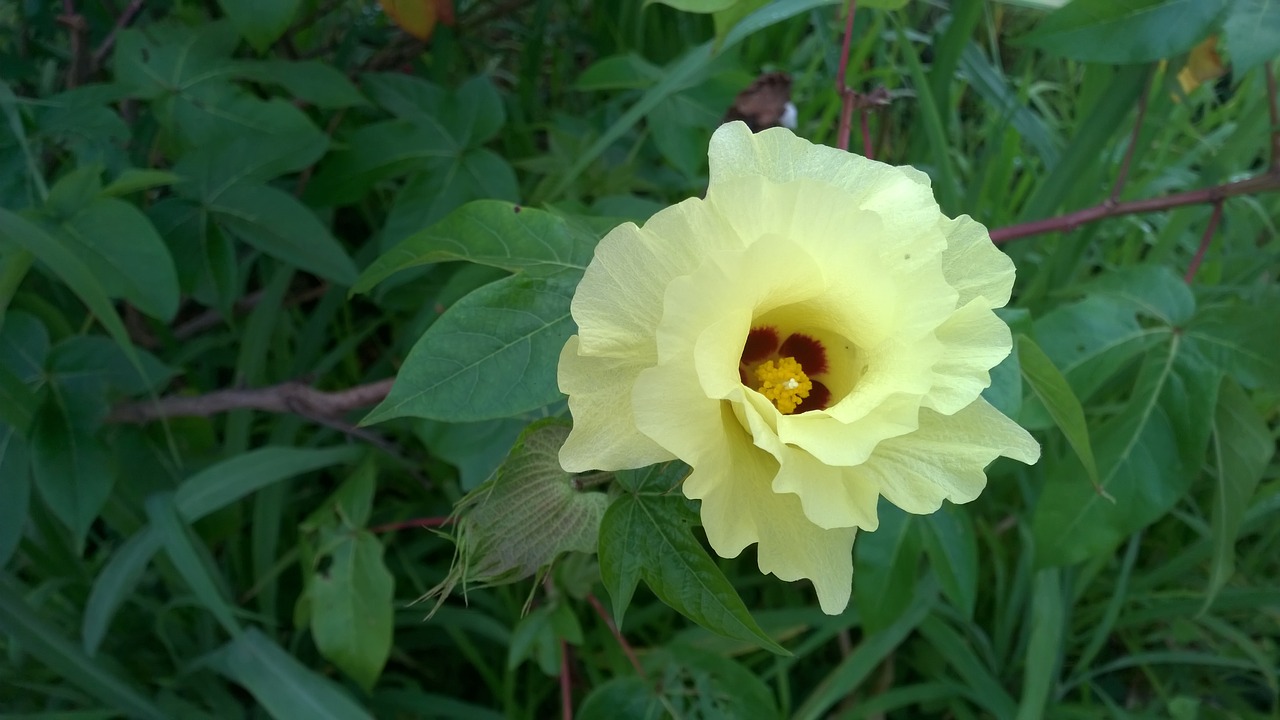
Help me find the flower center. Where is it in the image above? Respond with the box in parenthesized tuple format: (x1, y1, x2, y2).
(754, 357, 812, 415)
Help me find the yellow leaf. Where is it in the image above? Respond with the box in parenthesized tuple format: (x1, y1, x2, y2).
(379, 0, 437, 41)
(1177, 36, 1226, 95)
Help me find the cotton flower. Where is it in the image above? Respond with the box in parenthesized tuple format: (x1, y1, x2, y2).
(558, 122, 1040, 614)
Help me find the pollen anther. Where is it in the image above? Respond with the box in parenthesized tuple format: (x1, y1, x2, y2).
(754, 357, 812, 414)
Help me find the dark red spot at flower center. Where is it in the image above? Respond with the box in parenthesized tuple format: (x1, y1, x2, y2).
(740, 327, 779, 363)
(779, 333, 828, 376)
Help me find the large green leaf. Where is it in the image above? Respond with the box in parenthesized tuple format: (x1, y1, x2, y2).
(1223, 0, 1280, 74)
(214, 628, 374, 720)
(1020, 0, 1228, 63)
(1033, 333, 1220, 566)
(218, 0, 301, 51)
(56, 198, 180, 321)
(113, 21, 240, 98)
(308, 532, 395, 692)
(1184, 295, 1280, 390)
(1202, 378, 1273, 610)
(853, 503, 920, 632)
(208, 182, 358, 286)
(232, 60, 368, 108)
(29, 392, 114, 551)
(597, 489, 787, 654)
(1022, 295, 1160, 430)
(355, 200, 591, 292)
(364, 269, 579, 423)
(361, 203, 592, 423)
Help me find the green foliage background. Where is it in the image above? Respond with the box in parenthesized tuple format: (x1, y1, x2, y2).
(1, 0, 1278, 718)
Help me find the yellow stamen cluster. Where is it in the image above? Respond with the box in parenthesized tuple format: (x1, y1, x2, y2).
(755, 357, 812, 415)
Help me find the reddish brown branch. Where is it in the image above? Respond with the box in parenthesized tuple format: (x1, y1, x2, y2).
(587, 594, 646, 680)
(1110, 70, 1153, 202)
(835, 0, 858, 151)
(368, 516, 451, 534)
(109, 378, 394, 423)
(1184, 200, 1223, 284)
(92, 0, 144, 70)
(990, 170, 1280, 244)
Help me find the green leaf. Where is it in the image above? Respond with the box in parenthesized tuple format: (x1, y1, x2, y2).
(432, 421, 609, 594)
(414, 418, 527, 491)
(57, 198, 181, 321)
(0, 575, 168, 720)
(218, 0, 301, 51)
(648, 0, 740, 12)
(1184, 295, 1280, 390)
(1202, 378, 1272, 611)
(113, 22, 240, 99)
(215, 628, 374, 720)
(1018, 335, 1100, 490)
(0, 209, 145, 381)
(616, 462, 689, 494)
(575, 54, 664, 91)
(49, 336, 174, 397)
(1020, 0, 1227, 64)
(1082, 265, 1195, 326)
(580, 642, 779, 719)
(920, 506, 978, 618)
(598, 491, 787, 654)
(308, 532, 395, 692)
(577, 677, 665, 720)
(355, 201, 590, 293)
(853, 503, 920, 632)
(376, 150, 520, 249)
(1015, 570, 1065, 720)
(208, 182, 358, 286)
(145, 493, 242, 635)
(0, 425, 31, 566)
(0, 363, 36, 431)
(82, 447, 360, 654)
(359, 203, 592, 424)
(233, 60, 368, 108)
(363, 269, 579, 423)
(1033, 335, 1220, 566)
(29, 395, 113, 551)
(1023, 295, 1159, 430)
(102, 169, 185, 197)
(1223, 0, 1280, 74)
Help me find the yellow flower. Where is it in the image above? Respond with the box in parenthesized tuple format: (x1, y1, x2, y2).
(558, 122, 1040, 614)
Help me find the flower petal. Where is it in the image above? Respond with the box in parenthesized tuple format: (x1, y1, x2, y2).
(857, 397, 1041, 515)
(571, 198, 739, 358)
(680, 402, 858, 615)
(558, 336, 674, 472)
(922, 298, 1014, 415)
(770, 446, 881, 531)
(939, 215, 1015, 308)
